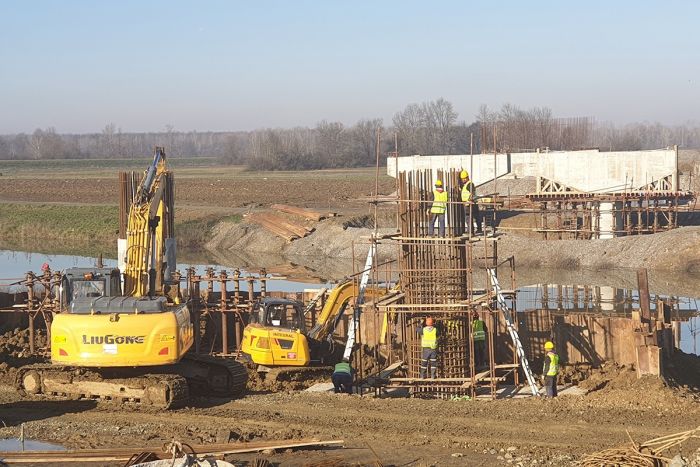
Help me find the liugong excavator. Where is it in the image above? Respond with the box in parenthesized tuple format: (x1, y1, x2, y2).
(16, 148, 247, 409)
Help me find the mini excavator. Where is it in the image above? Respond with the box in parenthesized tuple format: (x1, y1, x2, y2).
(241, 280, 385, 377)
(16, 148, 247, 409)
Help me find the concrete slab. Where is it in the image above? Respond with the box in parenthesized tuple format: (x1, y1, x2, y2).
(305, 382, 335, 393)
(388, 148, 677, 193)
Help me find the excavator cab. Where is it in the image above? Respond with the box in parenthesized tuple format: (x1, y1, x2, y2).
(59, 267, 122, 309)
(241, 298, 311, 367)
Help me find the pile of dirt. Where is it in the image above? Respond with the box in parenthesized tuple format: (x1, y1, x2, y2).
(0, 328, 47, 376)
(499, 226, 700, 274)
(664, 349, 700, 393)
(205, 216, 396, 281)
(245, 367, 330, 393)
(572, 357, 700, 407)
(577, 362, 642, 392)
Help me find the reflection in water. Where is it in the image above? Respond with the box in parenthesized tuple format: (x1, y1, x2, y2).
(0, 250, 328, 294)
(517, 284, 700, 356)
(0, 438, 66, 452)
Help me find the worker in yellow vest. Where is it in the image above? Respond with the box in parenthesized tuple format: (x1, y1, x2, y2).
(417, 317, 438, 378)
(471, 311, 487, 368)
(428, 180, 447, 237)
(460, 170, 482, 235)
(542, 341, 559, 398)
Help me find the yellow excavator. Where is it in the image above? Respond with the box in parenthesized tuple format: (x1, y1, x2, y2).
(241, 281, 381, 371)
(16, 148, 247, 409)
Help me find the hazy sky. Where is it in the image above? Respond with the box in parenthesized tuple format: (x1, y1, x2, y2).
(1, 0, 698, 134)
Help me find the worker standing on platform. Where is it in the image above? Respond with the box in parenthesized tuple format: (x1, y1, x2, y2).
(542, 341, 559, 398)
(472, 311, 487, 368)
(428, 180, 447, 237)
(417, 317, 438, 379)
(331, 357, 354, 394)
(460, 170, 482, 235)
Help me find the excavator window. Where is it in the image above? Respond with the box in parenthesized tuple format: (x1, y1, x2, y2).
(264, 304, 303, 331)
(71, 280, 105, 301)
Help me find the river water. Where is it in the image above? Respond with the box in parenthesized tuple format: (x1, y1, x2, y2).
(1, 249, 698, 355)
(0, 249, 328, 293)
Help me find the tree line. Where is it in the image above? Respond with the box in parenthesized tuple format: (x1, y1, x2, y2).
(1, 100, 699, 169)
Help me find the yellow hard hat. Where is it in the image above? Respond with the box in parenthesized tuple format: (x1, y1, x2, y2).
(435, 180, 443, 187)
(544, 341, 554, 350)
(460, 170, 469, 179)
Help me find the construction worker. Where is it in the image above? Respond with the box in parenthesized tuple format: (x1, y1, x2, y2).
(331, 357, 354, 394)
(417, 317, 438, 379)
(428, 180, 447, 237)
(542, 341, 559, 398)
(471, 311, 487, 368)
(459, 170, 482, 235)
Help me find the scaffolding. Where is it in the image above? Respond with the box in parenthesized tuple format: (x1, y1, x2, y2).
(351, 167, 524, 399)
(527, 190, 694, 239)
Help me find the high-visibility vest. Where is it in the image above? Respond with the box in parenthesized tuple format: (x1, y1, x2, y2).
(461, 181, 474, 203)
(421, 326, 437, 349)
(544, 352, 559, 376)
(333, 362, 352, 375)
(430, 190, 448, 214)
(472, 319, 485, 341)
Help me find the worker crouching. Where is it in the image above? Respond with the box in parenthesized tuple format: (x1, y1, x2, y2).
(418, 317, 438, 379)
(542, 341, 559, 398)
(332, 358, 354, 394)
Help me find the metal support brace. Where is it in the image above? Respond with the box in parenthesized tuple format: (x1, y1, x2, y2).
(343, 240, 376, 360)
(487, 268, 540, 396)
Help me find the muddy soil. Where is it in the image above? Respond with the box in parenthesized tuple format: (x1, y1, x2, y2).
(1, 364, 698, 467)
(0, 174, 394, 213)
(205, 212, 700, 297)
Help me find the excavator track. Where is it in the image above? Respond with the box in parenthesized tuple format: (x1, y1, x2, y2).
(178, 353, 248, 399)
(15, 363, 189, 409)
(263, 365, 333, 382)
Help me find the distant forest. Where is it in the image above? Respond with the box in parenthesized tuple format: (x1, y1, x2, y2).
(1, 99, 699, 170)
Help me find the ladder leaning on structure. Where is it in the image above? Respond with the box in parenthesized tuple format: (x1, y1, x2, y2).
(487, 268, 540, 396)
(342, 240, 376, 360)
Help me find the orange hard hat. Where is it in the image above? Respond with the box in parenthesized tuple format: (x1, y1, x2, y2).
(426, 317, 435, 326)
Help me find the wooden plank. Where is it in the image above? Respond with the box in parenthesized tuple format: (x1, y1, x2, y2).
(247, 213, 300, 241)
(0, 439, 344, 463)
(378, 361, 404, 379)
(637, 268, 651, 325)
(493, 363, 519, 369)
(271, 204, 325, 221)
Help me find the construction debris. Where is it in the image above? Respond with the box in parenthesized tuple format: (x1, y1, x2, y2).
(272, 204, 328, 221)
(247, 212, 314, 241)
(0, 439, 345, 464)
(580, 426, 700, 467)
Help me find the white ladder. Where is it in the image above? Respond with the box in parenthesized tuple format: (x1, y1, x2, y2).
(487, 268, 540, 396)
(343, 241, 376, 360)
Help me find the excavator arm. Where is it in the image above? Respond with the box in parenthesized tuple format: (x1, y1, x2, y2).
(307, 280, 387, 342)
(123, 147, 175, 297)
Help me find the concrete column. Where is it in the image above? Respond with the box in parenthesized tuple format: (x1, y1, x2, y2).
(599, 202, 614, 239)
(597, 286, 612, 313)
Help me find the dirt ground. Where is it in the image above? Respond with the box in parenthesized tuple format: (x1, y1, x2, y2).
(1, 365, 699, 467)
(0, 167, 395, 214)
(1, 324, 699, 467)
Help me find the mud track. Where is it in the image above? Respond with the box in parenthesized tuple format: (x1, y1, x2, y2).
(1, 370, 698, 466)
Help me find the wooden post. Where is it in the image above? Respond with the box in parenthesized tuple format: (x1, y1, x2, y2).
(220, 270, 228, 355)
(636, 268, 651, 329)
